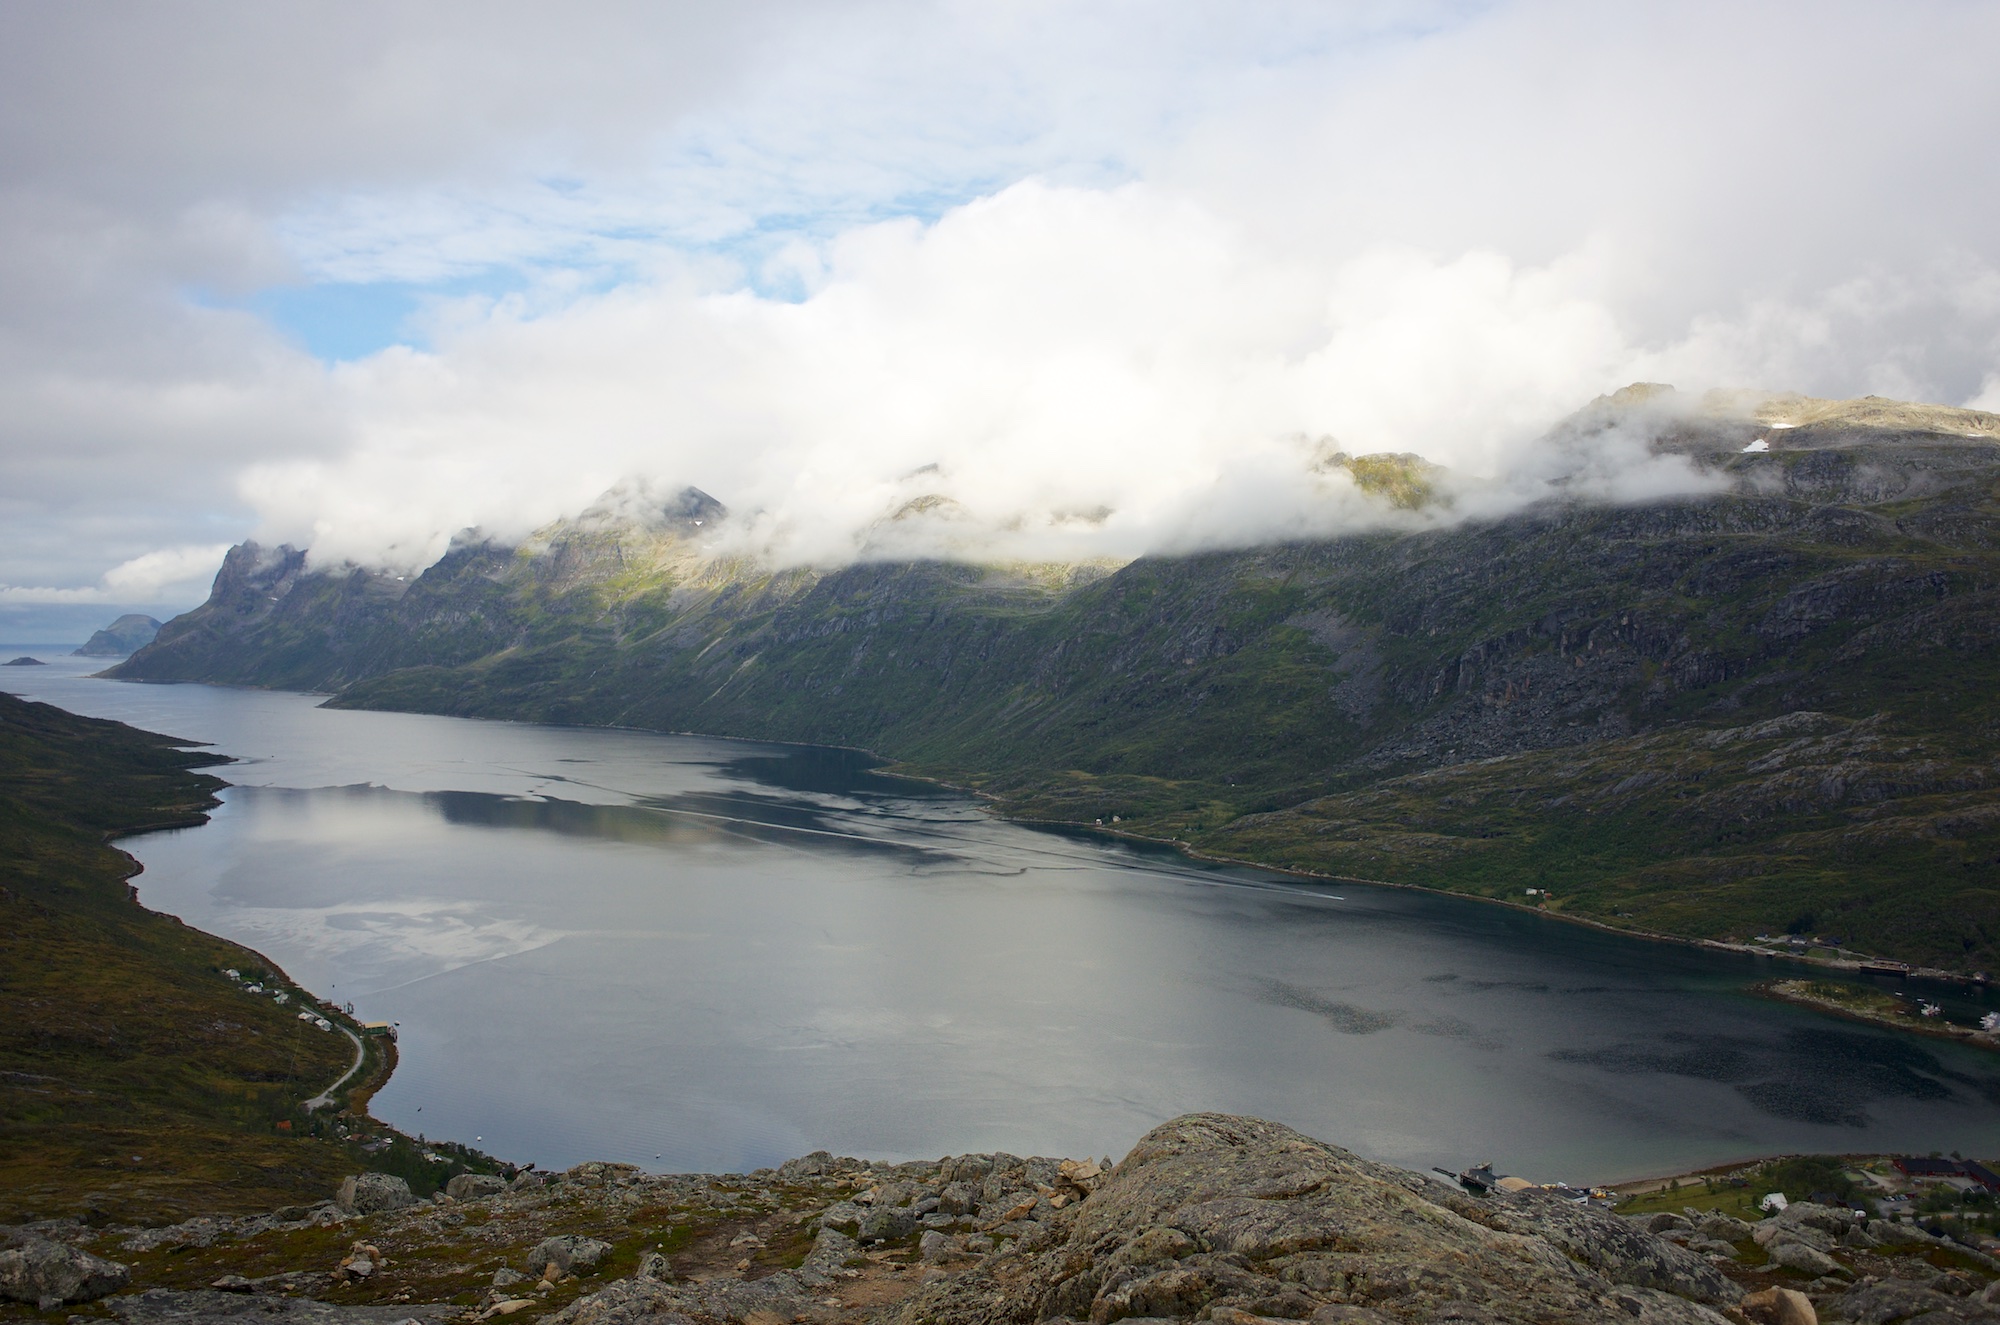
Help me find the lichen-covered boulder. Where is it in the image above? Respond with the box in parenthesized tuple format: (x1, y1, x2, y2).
(0, 1236, 131, 1310)
(525, 1235, 612, 1278)
(445, 1172, 507, 1200)
(883, 1113, 1740, 1325)
(336, 1171, 415, 1214)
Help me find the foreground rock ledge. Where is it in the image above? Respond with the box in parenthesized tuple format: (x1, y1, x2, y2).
(83, 1112, 2000, 1325)
(886, 1113, 1734, 1325)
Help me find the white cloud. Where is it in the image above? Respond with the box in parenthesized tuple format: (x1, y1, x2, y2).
(0, 543, 229, 604)
(241, 183, 1732, 572)
(3, 0, 1999, 594)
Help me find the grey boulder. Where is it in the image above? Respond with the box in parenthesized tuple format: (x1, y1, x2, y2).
(0, 1236, 131, 1310)
(1764, 1238, 1847, 1277)
(777, 1150, 833, 1181)
(446, 1173, 508, 1201)
(859, 1207, 918, 1243)
(1696, 1213, 1755, 1242)
(885, 1113, 1740, 1325)
(335, 1172, 415, 1215)
(795, 1228, 859, 1288)
(1829, 1278, 1997, 1324)
(938, 1183, 981, 1216)
(817, 1201, 866, 1235)
(526, 1235, 612, 1277)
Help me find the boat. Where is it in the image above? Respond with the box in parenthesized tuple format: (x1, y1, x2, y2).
(1859, 960, 1910, 976)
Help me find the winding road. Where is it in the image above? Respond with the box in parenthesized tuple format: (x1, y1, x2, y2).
(306, 1025, 367, 1111)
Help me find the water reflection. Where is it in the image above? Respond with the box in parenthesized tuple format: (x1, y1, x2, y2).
(6, 652, 2000, 1180)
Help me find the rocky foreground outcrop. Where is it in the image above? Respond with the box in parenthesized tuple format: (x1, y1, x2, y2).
(882, 1114, 1736, 1325)
(24, 1114, 2000, 1325)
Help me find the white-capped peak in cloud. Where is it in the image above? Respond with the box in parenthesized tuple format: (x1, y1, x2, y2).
(239, 176, 1975, 575)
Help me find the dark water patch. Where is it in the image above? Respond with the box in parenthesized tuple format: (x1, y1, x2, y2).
(1734, 1081, 1868, 1127)
(713, 747, 951, 799)
(1552, 1034, 1759, 1085)
(433, 787, 956, 864)
(1409, 1014, 1490, 1045)
(1258, 979, 1400, 1035)
(1552, 1026, 1967, 1127)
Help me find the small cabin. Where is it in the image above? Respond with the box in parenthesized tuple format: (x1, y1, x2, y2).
(361, 1021, 398, 1041)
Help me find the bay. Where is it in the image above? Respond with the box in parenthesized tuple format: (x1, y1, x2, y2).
(8, 649, 2000, 1183)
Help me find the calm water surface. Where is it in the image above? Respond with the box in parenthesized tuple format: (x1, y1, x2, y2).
(9, 650, 2000, 1182)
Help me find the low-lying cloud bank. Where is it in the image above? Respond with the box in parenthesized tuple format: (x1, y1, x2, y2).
(241, 182, 1765, 575)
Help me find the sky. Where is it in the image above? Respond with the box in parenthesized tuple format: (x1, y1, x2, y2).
(3, 0, 1999, 637)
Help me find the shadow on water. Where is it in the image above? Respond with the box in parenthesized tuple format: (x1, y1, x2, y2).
(1550, 1026, 1999, 1127)
(709, 746, 957, 800)
(258, 783, 960, 866)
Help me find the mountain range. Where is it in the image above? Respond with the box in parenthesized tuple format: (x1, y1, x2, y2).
(111, 387, 2000, 972)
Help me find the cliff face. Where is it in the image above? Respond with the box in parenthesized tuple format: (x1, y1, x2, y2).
(110, 392, 2000, 969)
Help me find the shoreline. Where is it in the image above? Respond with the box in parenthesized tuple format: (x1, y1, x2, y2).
(988, 809, 1992, 992)
(1755, 977, 2000, 1053)
(88, 667, 1993, 987)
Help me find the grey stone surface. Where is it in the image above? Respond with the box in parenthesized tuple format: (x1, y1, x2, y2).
(795, 1227, 858, 1289)
(859, 1208, 917, 1243)
(1828, 1278, 2000, 1323)
(0, 1235, 131, 1309)
(1765, 1238, 1846, 1278)
(778, 1150, 834, 1182)
(1696, 1214, 1754, 1242)
(525, 1235, 612, 1277)
(817, 1201, 866, 1236)
(882, 1113, 1737, 1325)
(552, 1271, 814, 1325)
(107, 1289, 455, 1325)
(1775, 1203, 1859, 1235)
(941, 1156, 993, 1185)
(939, 1183, 981, 1216)
(336, 1173, 415, 1216)
(445, 1173, 508, 1201)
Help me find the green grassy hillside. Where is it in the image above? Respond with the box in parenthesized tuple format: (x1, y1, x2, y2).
(0, 691, 488, 1225)
(112, 391, 2000, 972)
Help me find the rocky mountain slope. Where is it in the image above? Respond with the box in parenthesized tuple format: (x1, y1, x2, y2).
(75, 616, 164, 658)
(109, 388, 2000, 971)
(15, 1113, 2000, 1324)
